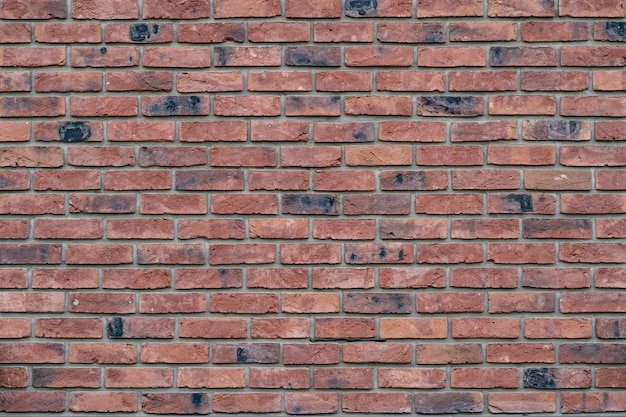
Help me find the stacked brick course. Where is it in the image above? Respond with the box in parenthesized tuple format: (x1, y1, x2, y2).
(1, 0, 626, 414)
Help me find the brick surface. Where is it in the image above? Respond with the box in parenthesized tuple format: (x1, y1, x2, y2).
(0, 1, 621, 415)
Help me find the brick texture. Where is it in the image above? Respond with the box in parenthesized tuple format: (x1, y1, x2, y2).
(0, 0, 625, 415)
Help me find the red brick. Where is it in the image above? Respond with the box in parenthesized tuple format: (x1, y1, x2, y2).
(525, 318, 593, 339)
(0, 318, 30, 338)
(250, 219, 309, 239)
(70, 343, 136, 364)
(106, 317, 175, 339)
(178, 219, 244, 240)
(0, 391, 65, 413)
(489, 392, 556, 413)
(451, 22, 517, 41)
(0, 291, 64, 312)
(143, 46, 210, 68)
(449, 71, 517, 92)
(452, 169, 521, 190)
(210, 292, 278, 314)
(0, 97, 65, 117)
(523, 218, 592, 239)
(0, 269, 27, 289)
(209, 243, 276, 264)
(69, 391, 137, 413)
(68, 146, 134, 167)
(489, 95, 556, 115)
(175, 268, 242, 289)
(32, 268, 98, 289)
(560, 0, 625, 17)
(140, 292, 206, 313)
(315, 22, 373, 42)
(416, 193, 483, 214)
(415, 392, 484, 414)
(524, 367, 591, 389)
(140, 194, 207, 215)
(523, 120, 591, 141)
(597, 318, 626, 338)
(562, 194, 626, 214)
(451, 219, 518, 240)
(0, 342, 64, 363)
(488, 243, 555, 264)
(106, 367, 173, 388)
(345, 46, 413, 67)
(249, 169, 308, 190)
(213, 393, 281, 413)
(417, 0, 483, 17)
(176, 169, 242, 190)
(379, 267, 445, 289)
(36, 22, 100, 43)
(281, 146, 341, 167)
(452, 367, 519, 388)
(344, 342, 412, 363)
(1, 46, 66, 67)
(215, 46, 281, 67)
(342, 392, 412, 413)
(180, 121, 246, 142)
(452, 318, 520, 338)
(72, 0, 137, 19)
(108, 120, 175, 142)
(287, 0, 341, 18)
(313, 219, 375, 240)
(178, 367, 245, 388)
(377, 71, 444, 92)
(68, 292, 135, 313)
(489, 292, 555, 313)
(450, 268, 518, 288)
(0, 72, 27, 93)
(283, 343, 339, 364)
(102, 268, 170, 289)
(417, 292, 484, 313)
(285, 95, 341, 116)
(487, 343, 556, 363)
(0, 23, 30, 43)
(213, 343, 279, 364)
(249, 22, 309, 43)
(314, 122, 375, 143)
(314, 367, 373, 389)
(36, 318, 102, 338)
(1, 0, 66, 19)
(522, 21, 589, 41)
(71, 46, 137, 68)
(142, 393, 209, 415)
(316, 70, 372, 91)
(179, 318, 246, 339)
(562, 46, 626, 66)
(313, 267, 375, 289)
(419, 46, 485, 67)
(315, 317, 375, 338)
(248, 72, 312, 92)
(251, 317, 309, 338)
(32, 367, 100, 388)
(105, 22, 171, 43)
(0, 121, 30, 142)
(378, 22, 445, 43)
(598, 218, 626, 238)
(141, 342, 208, 364)
(106, 70, 172, 91)
(380, 318, 447, 339)
(522, 70, 588, 91)
(488, 0, 555, 16)
(0, 219, 29, 239)
(251, 367, 310, 389)
(211, 194, 278, 214)
(379, 367, 446, 388)
(281, 243, 341, 264)
(416, 344, 483, 364)
(214, 95, 281, 116)
(0, 244, 62, 265)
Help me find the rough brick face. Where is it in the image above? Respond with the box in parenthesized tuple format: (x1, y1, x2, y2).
(0, 1, 622, 415)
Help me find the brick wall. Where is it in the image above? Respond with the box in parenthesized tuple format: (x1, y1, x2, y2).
(1, 0, 626, 414)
